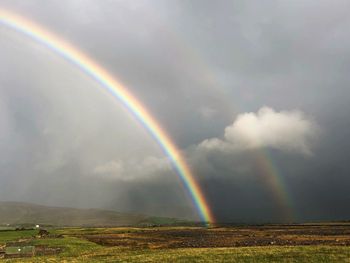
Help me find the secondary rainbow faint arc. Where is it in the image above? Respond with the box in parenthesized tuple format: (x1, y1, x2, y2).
(0, 10, 214, 223)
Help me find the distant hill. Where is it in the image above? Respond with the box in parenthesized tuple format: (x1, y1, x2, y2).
(0, 201, 187, 227)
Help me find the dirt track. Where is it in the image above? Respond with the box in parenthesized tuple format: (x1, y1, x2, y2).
(83, 224, 350, 249)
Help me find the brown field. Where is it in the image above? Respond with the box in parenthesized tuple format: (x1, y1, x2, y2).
(81, 223, 350, 249)
(1, 224, 350, 262)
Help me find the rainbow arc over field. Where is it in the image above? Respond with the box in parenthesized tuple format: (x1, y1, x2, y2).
(0, 10, 214, 223)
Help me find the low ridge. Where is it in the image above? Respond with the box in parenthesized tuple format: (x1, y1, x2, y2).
(0, 201, 183, 227)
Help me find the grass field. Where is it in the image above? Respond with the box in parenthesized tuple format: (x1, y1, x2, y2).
(0, 225, 349, 262)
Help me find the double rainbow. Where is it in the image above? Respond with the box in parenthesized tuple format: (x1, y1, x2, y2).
(0, 10, 214, 223)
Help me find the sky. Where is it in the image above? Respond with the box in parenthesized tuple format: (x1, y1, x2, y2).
(0, 0, 350, 223)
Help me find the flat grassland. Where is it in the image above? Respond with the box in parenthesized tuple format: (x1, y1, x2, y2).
(1, 224, 350, 262)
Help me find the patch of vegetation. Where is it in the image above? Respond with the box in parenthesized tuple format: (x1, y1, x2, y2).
(2, 243, 350, 262)
(0, 225, 349, 262)
(0, 230, 36, 245)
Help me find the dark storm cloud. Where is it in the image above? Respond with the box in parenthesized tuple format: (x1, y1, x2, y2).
(0, 0, 350, 222)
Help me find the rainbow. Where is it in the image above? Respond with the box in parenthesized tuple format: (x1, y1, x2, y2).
(254, 149, 295, 222)
(148, 11, 296, 220)
(0, 10, 214, 223)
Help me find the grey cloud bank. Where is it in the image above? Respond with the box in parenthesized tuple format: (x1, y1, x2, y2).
(0, 0, 349, 222)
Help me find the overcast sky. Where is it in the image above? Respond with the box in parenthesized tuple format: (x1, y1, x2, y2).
(0, 0, 350, 223)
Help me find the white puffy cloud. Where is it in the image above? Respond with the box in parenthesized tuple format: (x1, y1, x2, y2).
(134, 156, 172, 175)
(93, 160, 124, 179)
(93, 156, 172, 181)
(200, 107, 317, 155)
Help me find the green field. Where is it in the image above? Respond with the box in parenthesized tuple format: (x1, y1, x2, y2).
(0, 226, 349, 262)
